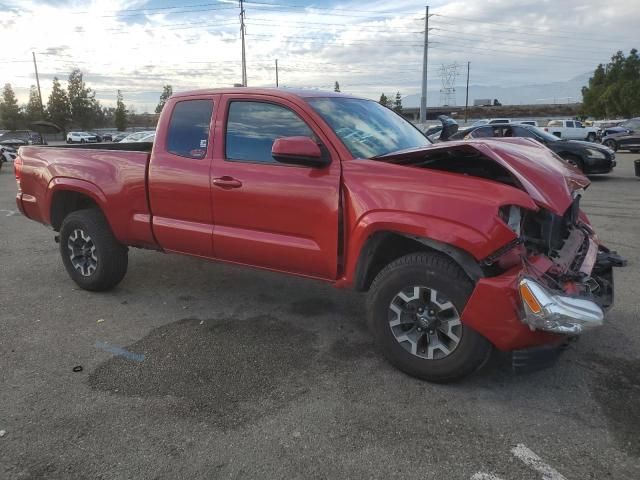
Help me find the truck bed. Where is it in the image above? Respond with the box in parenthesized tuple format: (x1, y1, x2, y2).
(16, 144, 156, 248)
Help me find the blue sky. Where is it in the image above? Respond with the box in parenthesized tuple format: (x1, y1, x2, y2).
(0, 0, 637, 112)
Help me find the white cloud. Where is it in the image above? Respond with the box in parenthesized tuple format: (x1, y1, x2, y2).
(1, 0, 637, 112)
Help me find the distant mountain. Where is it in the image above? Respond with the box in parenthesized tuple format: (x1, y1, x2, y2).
(402, 71, 593, 108)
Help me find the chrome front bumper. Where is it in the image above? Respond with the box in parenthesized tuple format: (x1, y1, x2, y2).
(518, 278, 604, 335)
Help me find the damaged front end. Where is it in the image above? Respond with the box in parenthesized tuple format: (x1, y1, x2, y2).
(461, 191, 625, 361)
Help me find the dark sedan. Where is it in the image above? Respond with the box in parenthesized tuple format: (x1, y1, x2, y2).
(601, 117, 640, 153)
(447, 123, 615, 174)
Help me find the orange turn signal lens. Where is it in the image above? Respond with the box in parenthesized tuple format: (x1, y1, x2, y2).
(519, 281, 542, 314)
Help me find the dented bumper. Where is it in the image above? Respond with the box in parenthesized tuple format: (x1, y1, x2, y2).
(460, 243, 618, 352)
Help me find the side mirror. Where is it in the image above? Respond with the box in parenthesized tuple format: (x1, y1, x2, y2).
(272, 136, 329, 168)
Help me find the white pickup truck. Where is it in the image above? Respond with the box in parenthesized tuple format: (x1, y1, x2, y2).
(544, 120, 599, 141)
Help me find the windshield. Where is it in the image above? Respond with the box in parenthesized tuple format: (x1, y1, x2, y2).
(528, 126, 559, 142)
(306, 97, 431, 158)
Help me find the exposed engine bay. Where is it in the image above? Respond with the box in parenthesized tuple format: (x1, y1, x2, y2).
(378, 145, 522, 188)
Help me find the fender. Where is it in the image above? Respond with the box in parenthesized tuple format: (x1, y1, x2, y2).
(47, 177, 109, 225)
(341, 210, 517, 289)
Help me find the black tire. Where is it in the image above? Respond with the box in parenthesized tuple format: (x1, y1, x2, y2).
(366, 252, 491, 383)
(603, 139, 617, 151)
(80, 138, 85, 144)
(561, 153, 584, 172)
(59, 209, 128, 291)
(586, 133, 597, 142)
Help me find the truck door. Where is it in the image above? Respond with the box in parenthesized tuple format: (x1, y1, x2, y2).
(210, 94, 341, 280)
(148, 95, 217, 257)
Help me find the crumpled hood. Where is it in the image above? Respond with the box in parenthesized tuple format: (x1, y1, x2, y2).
(377, 138, 589, 216)
(469, 138, 589, 214)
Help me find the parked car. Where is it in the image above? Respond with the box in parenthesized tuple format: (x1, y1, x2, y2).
(1, 145, 17, 163)
(472, 118, 511, 126)
(0, 130, 46, 147)
(14, 88, 623, 382)
(119, 131, 155, 143)
(516, 120, 539, 127)
(135, 132, 155, 143)
(0, 145, 17, 170)
(111, 132, 130, 143)
(544, 120, 599, 142)
(446, 121, 615, 174)
(600, 117, 640, 152)
(87, 132, 103, 142)
(423, 124, 442, 139)
(66, 132, 98, 144)
(101, 133, 114, 142)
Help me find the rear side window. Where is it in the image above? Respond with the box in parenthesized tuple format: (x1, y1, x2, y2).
(225, 101, 314, 163)
(566, 121, 575, 128)
(167, 100, 213, 159)
(512, 126, 537, 138)
(468, 127, 494, 138)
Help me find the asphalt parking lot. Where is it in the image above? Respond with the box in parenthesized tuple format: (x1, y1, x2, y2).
(1, 154, 639, 479)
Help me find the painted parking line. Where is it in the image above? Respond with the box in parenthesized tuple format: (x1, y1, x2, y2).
(511, 444, 567, 480)
(95, 340, 145, 362)
(471, 444, 567, 480)
(0, 209, 19, 217)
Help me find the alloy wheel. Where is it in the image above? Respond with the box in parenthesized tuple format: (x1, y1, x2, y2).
(388, 286, 462, 360)
(67, 228, 98, 276)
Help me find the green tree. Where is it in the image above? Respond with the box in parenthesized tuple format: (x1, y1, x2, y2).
(68, 68, 96, 128)
(379, 92, 391, 108)
(155, 84, 173, 113)
(582, 49, 640, 118)
(25, 85, 43, 123)
(334, 81, 340, 93)
(393, 91, 403, 114)
(0, 83, 22, 130)
(115, 90, 128, 131)
(46, 77, 71, 131)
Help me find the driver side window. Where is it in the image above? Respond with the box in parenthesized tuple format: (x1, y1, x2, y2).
(225, 101, 315, 164)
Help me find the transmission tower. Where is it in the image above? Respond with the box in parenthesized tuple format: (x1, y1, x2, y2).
(439, 63, 459, 106)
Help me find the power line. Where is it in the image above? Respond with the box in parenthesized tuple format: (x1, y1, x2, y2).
(431, 27, 623, 55)
(433, 16, 631, 45)
(434, 13, 633, 43)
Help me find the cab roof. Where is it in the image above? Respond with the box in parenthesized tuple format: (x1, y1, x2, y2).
(172, 87, 366, 101)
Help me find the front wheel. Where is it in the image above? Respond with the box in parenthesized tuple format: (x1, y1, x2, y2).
(59, 209, 128, 291)
(562, 154, 584, 172)
(366, 252, 491, 382)
(586, 133, 597, 142)
(603, 139, 617, 151)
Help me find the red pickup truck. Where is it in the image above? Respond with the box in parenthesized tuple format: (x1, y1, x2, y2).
(14, 88, 622, 382)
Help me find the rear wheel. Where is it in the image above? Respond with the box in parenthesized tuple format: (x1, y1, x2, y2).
(59, 209, 128, 291)
(366, 252, 491, 382)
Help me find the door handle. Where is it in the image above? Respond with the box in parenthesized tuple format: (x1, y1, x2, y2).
(212, 176, 242, 189)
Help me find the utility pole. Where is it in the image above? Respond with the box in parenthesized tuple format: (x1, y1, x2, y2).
(275, 59, 279, 87)
(419, 6, 429, 124)
(464, 61, 470, 123)
(239, 0, 247, 86)
(32, 51, 44, 114)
